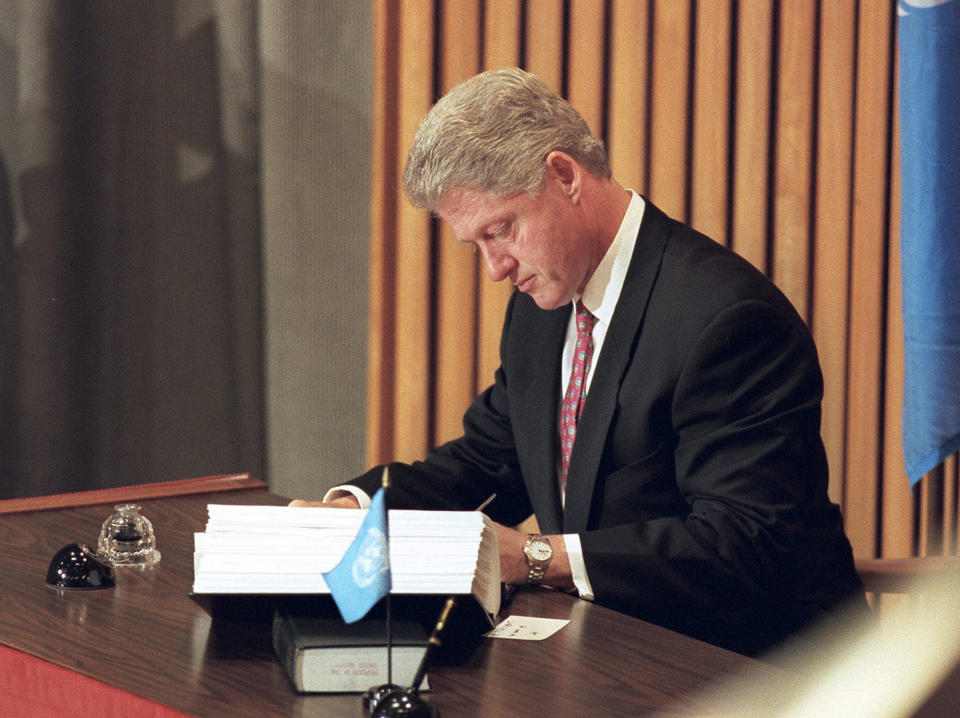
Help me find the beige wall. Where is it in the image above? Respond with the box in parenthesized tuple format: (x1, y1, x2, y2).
(261, 1, 372, 499)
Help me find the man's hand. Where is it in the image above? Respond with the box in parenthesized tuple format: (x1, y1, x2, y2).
(494, 523, 573, 588)
(288, 495, 361, 509)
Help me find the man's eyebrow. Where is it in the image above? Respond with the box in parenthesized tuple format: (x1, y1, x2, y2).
(484, 215, 514, 234)
(452, 220, 502, 245)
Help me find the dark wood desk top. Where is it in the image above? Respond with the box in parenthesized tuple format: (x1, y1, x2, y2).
(0, 485, 789, 717)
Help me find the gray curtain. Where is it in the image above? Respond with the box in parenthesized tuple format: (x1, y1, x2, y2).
(0, 0, 264, 498)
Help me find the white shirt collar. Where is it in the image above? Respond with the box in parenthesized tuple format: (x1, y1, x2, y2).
(577, 191, 646, 325)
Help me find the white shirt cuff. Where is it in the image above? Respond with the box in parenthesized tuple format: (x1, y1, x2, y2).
(323, 485, 371, 509)
(563, 534, 594, 600)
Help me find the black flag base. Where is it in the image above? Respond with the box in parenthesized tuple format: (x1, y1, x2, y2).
(363, 684, 437, 718)
(362, 684, 401, 710)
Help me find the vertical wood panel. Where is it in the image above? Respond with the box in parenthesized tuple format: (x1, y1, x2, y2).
(771, 0, 816, 321)
(812, 0, 856, 506)
(392, 0, 436, 463)
(882, 238, 912, 556)
(567, 0, 607, 137)
(919, 471, 942, 554)
(690, 0, 732, 246)
(434, 0, 482, 445)
(526, 0, 565, 91)
(476, 0, 522, 390)
(607, 0, 650, 193)
(366, 0, 400, 466)
(484, 0, 522, 70)
(881, 64, 913, 557)
(843, 0, 894, 557)
(648, 0, 691, 220)
(731, 0, 773, 273)
(946, 456, 959, 554)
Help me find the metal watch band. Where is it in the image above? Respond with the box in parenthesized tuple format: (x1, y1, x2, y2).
(527, 560, 548, 583)
(524, 534, 552, 584)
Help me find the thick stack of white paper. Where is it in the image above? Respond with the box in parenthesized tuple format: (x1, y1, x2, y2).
(192, 505, 501, 618)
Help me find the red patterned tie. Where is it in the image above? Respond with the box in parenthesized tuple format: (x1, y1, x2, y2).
(560, 301, 597, 489)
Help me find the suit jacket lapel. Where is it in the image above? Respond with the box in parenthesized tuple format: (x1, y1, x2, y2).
(562, 201, 672, 533)
(512, 302, 569, 534)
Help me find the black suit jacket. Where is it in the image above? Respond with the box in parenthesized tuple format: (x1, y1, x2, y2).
(354, 199, 867, 655)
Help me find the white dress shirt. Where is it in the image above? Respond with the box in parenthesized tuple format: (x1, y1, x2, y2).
(560, 191, 645, 600)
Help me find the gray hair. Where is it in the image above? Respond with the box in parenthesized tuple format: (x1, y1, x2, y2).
(402, 67, 611, 210)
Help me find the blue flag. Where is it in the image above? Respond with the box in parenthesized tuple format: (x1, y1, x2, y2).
(898, 0, 960, 484)
(323, 487, 391, 623)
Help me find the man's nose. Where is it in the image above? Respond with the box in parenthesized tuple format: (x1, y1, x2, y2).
(479, 243, 516, 282)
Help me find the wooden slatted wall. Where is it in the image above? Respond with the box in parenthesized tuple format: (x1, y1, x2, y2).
(366, 0, 960, 562)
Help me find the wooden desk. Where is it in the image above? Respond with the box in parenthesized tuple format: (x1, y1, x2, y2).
(0, 481, 789, 717)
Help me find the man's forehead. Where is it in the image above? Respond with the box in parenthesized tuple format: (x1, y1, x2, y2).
(437, 187, 527, 220)
(438, 186, 494, 211)
(436, 188, 502, 231)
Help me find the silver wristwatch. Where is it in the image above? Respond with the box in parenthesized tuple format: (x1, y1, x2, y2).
(522, 534, 553, 584)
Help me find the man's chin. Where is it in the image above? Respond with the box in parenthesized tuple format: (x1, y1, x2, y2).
(528, 291, 570, 311)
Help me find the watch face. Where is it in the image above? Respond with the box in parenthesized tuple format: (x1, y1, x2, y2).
(527, 539, 551, 561)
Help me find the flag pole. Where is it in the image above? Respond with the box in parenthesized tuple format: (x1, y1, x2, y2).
(381, 466, 392, 686)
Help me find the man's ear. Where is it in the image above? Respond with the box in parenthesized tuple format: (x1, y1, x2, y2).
(545, 151, 582, 203)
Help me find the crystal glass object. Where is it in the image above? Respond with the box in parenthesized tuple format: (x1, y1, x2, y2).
(97, 504, 161, 566)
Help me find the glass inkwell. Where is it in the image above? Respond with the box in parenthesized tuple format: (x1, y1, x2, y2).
(97, 504, 161, 566)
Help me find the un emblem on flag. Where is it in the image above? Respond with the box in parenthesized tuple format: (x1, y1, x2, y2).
(351, 527, 389, 588)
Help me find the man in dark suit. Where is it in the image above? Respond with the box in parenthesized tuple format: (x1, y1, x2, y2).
(297, 67, 866, 656)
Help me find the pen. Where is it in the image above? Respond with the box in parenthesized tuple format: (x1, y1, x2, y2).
(409, 596, 457, 695)
(475, 494, 496, 512)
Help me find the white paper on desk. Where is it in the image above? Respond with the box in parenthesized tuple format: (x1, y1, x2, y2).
(485, 615, 569, 640)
